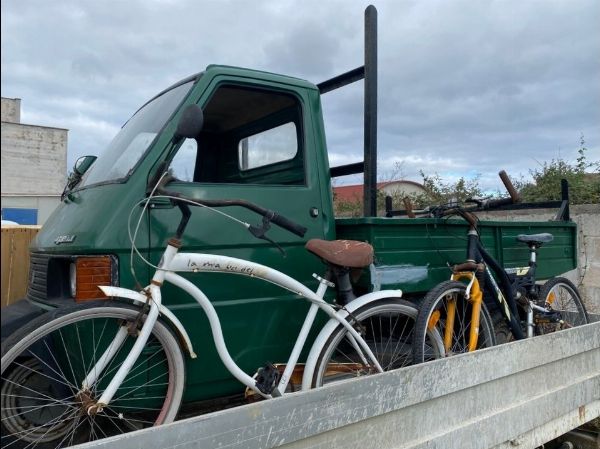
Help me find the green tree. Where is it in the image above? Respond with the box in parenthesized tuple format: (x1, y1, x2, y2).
(520, 135, 599, 205)
(333, 136, 598, 217)
(416, 172, 484, 206)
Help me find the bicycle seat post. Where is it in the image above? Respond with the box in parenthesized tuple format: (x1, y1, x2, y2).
(528, 243, 538, 265)
(305, 239, 375, 306)
(312, 272, 335, 298)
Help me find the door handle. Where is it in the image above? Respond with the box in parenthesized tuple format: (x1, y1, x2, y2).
(144, 197, 174, 209)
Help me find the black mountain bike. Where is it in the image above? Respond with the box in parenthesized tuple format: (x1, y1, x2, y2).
(412, 171, 589, 362)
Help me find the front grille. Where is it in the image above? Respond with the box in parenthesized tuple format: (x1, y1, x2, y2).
(27, 252, 118, 302)
(27, 253, 51, 302)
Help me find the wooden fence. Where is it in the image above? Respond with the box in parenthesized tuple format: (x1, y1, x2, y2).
(1, 226, 41, 307)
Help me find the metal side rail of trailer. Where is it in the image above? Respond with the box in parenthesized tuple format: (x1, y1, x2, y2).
(74, 321, 600, 449)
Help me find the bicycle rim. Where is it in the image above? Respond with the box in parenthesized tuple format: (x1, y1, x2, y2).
(312, 299, 426, 387)
(536, 277, 588, 334)
(1, 305, 185, 449)
(414, 281, 495, 363)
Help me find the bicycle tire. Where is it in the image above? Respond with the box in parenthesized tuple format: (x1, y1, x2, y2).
(412, 280, 496, 364)
(311, 298, 427, 387)
(1, 302, 185, 449)
(482, 282, 519, 345)
(535, 277, 589, 334)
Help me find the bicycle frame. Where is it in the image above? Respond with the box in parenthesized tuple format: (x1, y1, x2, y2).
(448, 271, 483, 352)
(448, 217, 527, 353)
(88, 241, 387, 412)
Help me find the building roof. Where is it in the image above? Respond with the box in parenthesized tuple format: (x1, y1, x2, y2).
(333, 180, 425, 203)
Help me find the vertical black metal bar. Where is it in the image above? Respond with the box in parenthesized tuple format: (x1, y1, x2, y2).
(241, 138, 249, 170)
(385, 195, 393, 217)
(561, 178, 570, 221)
(363, 5, 378, 217)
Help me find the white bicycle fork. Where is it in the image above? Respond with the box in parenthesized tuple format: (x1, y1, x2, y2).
(80, 245, 178, 413)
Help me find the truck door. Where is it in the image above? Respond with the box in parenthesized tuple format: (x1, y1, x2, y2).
(147, 81, 330, 400)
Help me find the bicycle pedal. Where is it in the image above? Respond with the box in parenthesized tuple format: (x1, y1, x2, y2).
(255, 362, 280, 395)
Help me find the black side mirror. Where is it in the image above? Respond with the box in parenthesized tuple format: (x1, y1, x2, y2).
(74, 155, 97, 176)
(62, 155, 98, 200)
(174, 104, 204, 141)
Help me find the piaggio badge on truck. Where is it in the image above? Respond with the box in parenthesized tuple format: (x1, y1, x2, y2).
(54, 235, 76, 244)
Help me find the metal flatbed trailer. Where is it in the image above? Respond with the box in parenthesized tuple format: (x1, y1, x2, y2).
(73, 320, 599, 449)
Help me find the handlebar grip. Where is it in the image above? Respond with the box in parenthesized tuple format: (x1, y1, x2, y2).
(269, 212, 307, 237)
(485, 197, 514, 209)
(498, 170, 520, 203)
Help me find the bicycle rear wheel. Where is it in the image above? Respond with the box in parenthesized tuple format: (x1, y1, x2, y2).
(1, 303, 185, 449)
(311, 298, 430, 387)
(412, 280, 496, 364)
(535, 277, 588, 334)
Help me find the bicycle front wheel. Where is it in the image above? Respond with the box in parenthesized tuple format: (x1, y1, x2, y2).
(311, 298, 426, 387)
(535, 277, 588, 334)
(412, 280, 496, 364)
(1, 303, 185, 449)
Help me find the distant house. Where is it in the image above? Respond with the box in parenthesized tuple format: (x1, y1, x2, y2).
(334, 180, 426, 202)
(1, 97, 68, 225)
(333, 180, 426, 215)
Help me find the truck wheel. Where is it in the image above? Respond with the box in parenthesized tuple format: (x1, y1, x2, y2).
(412, 280, 496, 364)
(311, 298, 430, 387)
(0, 304, 185, 448)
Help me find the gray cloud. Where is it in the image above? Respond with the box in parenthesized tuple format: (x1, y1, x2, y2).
(2, 0, 598, 193)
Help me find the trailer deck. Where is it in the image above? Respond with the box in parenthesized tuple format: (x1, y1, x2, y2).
(73, 320, 599, 449)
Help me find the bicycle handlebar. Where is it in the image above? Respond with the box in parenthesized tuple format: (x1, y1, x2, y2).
(269, 212, 308, 237)
(154, 174, 307, 238)
(429, 170, 521, 225)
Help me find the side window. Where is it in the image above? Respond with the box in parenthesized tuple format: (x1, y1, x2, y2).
(168, 85, 304, 185)
(239, 123, 297, 170)
(170, 138, 197, 182)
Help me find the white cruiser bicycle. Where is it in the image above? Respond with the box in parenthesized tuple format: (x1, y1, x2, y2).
(1, 177, 431, 448)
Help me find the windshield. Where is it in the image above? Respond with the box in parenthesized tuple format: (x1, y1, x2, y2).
(80, 80, 194, 187)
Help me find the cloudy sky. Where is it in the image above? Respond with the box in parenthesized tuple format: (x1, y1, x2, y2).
(2, 0, 599, 192)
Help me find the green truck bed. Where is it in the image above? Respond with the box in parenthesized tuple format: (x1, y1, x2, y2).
(336, 217, 577, 297)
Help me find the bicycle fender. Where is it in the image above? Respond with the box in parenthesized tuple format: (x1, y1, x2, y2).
(98, 286, 197, 359)
(301, 289, 402, 391)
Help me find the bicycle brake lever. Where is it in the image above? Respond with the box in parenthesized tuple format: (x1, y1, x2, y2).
(259, 233, 286, 257)
(248, 215, 287, 257)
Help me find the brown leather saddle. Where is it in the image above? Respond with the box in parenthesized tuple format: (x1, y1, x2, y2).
(305, 239, 374, 268)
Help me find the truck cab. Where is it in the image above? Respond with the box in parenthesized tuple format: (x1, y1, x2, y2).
(13, 65, 339, 401)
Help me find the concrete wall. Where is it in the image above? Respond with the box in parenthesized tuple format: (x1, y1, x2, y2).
(1, 122, 68, 196)
(480, 204, 600, 313)
(1, 97, 21, 123)
(0, 196, 60, 225)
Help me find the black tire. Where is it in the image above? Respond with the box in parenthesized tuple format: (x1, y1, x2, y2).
(482, 282, 519, 345)
(311, 298, 428, 387)
(1, 303, 185, 449)
(483, 304, 514, 345)
(413, 280, 496, 364)
(535, 277, 588, 334)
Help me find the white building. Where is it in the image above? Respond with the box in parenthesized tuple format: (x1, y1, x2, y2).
(1, 97, 68, 225)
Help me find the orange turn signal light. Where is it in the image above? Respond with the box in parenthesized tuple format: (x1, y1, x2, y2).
(74, 256, 113, 302)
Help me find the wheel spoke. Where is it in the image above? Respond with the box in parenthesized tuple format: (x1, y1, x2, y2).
(413, 281, 495, 364)
(315, 300, 419, 386)
(1, 306, 184, 447)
